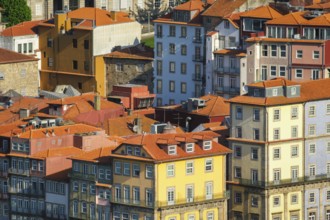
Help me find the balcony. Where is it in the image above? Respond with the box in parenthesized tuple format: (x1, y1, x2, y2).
(193, 36, 202, 43)
(112, 198, 154, 208)
(214, 86, 240, 95)
(8, 168, 30, 176)
(9, 188, 44, 197)
(11, 208, 45, 217)
(157, 191, 229, 208)
(69, 172, 96, 181)
(215, 67, 240, 75)
(192, 55, 204, 62)
(192, 74, 202, 81)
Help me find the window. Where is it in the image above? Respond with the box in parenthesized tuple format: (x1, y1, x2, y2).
(115, 162, 121, 175)
(169, 81, 175, 92)
(296, 50, 303, 58)
(84, 61, 89, 71)
(309, 192, 315, 203)
(99, 169, 105, 179)
(167, 187, 175, 205)
(203, 141, 212, 150)
(234, 192, 242, 203)
(273, 197, 280, 206)
(169, 62, 175, 73)
(291, 87, 297, 95)
(132, 164, 140, 177)
(253, 129, 260, 140)
(291, 107, 298, 119)
(309, 144, 316, 154)
(169, 43, 175, 54)
(291, 194, 298, 204)
(205, 182, 213, 199)
(251, 196, 258, 207)
(280, 45, 286, 57)
(236, 126, 242, 138)
(123, 163, 130, 176)
(156, 42, 163, 57)
(146, 188, 153, 206)
(271, 45, 277, 57)
(90, 184, 95, 194)
(291, 126, 298, 138)
(81, 202, 87, 213)
(81, 183, 87, 193)
(291, 166, 298, 181)
(186, 161, 194, 175)
(181, 26, 187, 37)
(207, 212, 214, 220)
(309, 165, 316, 177)
(156, 24, 163, 37)
(72, 60, 78, 70)
(48, 57, 53, 67)
(47, 38, 53, 48)
(116, 63, 123, 72)
(84, 40, 89, 49)
(167, 164, 175, 177)
(168, 145, 176, 155)
(72, 39, 77, 48)
(179, 82, 187, 94)
(273, 148, 280, 159)
(251, 148, 258, 160)
(236, 106, 242, 120)
(274, 109, 281, 121)
(313, 51, 320, 59)
(73, 182, 78, 192)
(327, 104, 330, 114)
(270, 66, 277, 76)
(295, 69, 303, 78)
(327, 123, 330, 134)
(205, 159, 213, 172)
(169, 26, 176, 37)
(186, 185, 194, 202)
(253, 108, 260, 121)
(261, 65, 267, 80)
(28, 43, 33, 53)
(309, 106, 316, 117)
(224, 20, 230, 28)
(181, 63, 187, 74)
(274, 169, 281, 183)
(156, 79, 162, 94)
(186, 143, 194, 153)
(262, 45, 268, 56)
(181, 45, 187, 55)
(308, 125, 316, 136)
(146, 165, 153, 178)
(133, 187, 140, 204)
(309, 212, 316, 220)
(234, 146, 241, 158)
(234, 167, 241, 178)
(291, 145, 298, 157)
(273, 128, 280, 140)
(279, 66, 286, 77)
(327, 190, 330, 200)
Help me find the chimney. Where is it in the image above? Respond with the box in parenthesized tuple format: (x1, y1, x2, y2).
(19, 108, 30, 119)
(136, 117, 142, 134)
(51, 129, 55, 136)
(94, 93, 101, 111)
(110, 11, 117, 21)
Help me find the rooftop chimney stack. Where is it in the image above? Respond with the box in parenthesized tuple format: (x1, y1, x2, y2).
(94, 93, 101, 111)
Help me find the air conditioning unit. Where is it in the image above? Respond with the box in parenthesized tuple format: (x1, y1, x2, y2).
(293, 34, 301, 39)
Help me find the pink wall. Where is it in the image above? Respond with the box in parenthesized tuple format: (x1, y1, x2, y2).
(291, 44, 323, 66)
(46, 157, 72, 176)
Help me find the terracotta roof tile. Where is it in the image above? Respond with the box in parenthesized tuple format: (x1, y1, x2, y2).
(117, 131, 231, 162)
(229, 78, 330, 106)
(45, 168, 71, 182)
(301, 13, 330, 26)
(30, 146, 83, 159)
(104, 115, 157, 137)
(104, 44, 154, 60)
(202, 0, 247, 17)
(305, 2, 330, 9)
(266, 11, 307, 25)
(248, 77, 299, 88)
(1, 20, 44, 37)
(174, 0, 207, 11)
(0, 48, 38, 64)
(239, 5, 282, 19)
(71, 146, 115, 163)
(13, 123, 103, 139)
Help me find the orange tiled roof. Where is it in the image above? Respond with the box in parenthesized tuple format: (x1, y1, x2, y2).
(248, 77, 299, 88)
(104, 115, 157, 137)
(71, 146, 115, 163)
(214, 49, 246, 57)
(0, 48, 38, 64)
(301, 13, 330, 26)
(239, 5, 282, 19)
(266, 11, 308, 25)
(13, 123, 102, 139)
(104, 44, 154, 60)
(0, 20, 44, 37)
(229, 78, 330, 106)
(202, 0, 246, 17)
(67, 8, 134, 26)
(175, 0, 207, 11)
(30, 146, 83, 159)
(117, 131, 231, 162)
(45, 168, 71, 182)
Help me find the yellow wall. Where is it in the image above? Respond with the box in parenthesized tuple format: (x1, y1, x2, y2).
(268, 191, 303, 219)
(94, 56, 106, 96)
(155, 155, 226, 219)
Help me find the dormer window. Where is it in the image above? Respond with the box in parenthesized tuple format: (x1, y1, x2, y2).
(273, 88, 278, 97)
(126, 145, 132, 155)
(291, 87, 296, 95)
(203, 141, 212, 150)
(168, 145, 177, 155)
(186, 143, 194, 153)
(254, 89, 260, 97)
(134, 147, 141, 156)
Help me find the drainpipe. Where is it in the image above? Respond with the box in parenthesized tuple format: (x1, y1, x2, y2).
(265, 107, 269, 220)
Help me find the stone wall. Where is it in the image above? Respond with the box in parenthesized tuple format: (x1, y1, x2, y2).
(0, 60, 39, 97)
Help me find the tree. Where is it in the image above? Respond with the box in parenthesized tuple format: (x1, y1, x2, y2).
(132, 0, 170, 22)
(0, 0, 31, 27)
